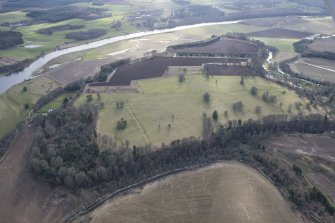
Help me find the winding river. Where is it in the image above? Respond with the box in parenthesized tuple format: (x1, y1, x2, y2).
(0, 20, 243, 94)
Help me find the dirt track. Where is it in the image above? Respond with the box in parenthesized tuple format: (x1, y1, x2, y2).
(0, 125, 70, 223)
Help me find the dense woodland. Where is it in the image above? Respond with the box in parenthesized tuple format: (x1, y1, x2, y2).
(65, 29, 107, 41)
(0, 31, 23, 50)
(294, 39, 335, 60)
(27, 7, 109, 23)
(29, 103, 335, 221)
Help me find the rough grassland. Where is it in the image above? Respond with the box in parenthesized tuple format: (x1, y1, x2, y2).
(87, 162, 302, 223)
(0, 77, 60, 138)
(76, 75, 313, 147)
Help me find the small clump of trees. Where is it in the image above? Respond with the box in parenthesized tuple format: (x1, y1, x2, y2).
(232, 101, 244, 113)
(262, 91, 277, 104)
(203, 92, 210, 103)
(179, 74, 185, 83)
(117, 118, 127, 130)
(250, 86, 258, 96)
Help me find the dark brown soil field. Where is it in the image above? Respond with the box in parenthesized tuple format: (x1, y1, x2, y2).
(308, 39, 335, 53)
(205, 64, 259, 76)
(263, 134, 335, 163)
(110, 57, 249, 86)
(174, 38, 259, 55)
(247, 28, 312, 39)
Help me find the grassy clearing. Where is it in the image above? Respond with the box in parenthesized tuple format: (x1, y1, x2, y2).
(252, 37, 298, 52)
(36, 92, 74, 113)
(0, 77, 60, 138)
(87, 162, 302, 223)
(75, 74, 313, 147)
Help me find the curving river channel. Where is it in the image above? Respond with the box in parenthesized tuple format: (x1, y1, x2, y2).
(0, 20, 245, 94)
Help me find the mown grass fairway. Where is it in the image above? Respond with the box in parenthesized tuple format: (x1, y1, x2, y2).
(0, 77, 60, 138)
(76, 74, 313, 147)
(86, 162, 302, 223)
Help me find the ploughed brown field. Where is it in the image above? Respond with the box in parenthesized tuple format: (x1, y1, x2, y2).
(263, 134, 335, 162)
(109, 57, 249, 86)
(81, 162, 302, 223)
(263, 133, 335, 204)
(247, 28, 312, 39)
(174, 38, 259, 55)
(308, 39, 335, 53)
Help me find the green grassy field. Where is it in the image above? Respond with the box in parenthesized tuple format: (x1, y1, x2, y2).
(0, 77, 60, 138)
(36, 92, 74, 113)
(252, 37, 298, 52)
(85, 162, 302, 223)
(75, 74, 313, 147)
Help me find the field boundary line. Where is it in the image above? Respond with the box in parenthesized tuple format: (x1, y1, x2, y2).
(126, 106, 150, 144)
(300, 61, 335, 73)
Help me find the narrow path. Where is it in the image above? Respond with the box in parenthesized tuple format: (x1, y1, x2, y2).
(126, 106, 150, 144)
(300, 61, 335, 73)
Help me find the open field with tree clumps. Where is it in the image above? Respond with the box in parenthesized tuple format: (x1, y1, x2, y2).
(76, 74, 315, 147)
(84, 162, 302, 223)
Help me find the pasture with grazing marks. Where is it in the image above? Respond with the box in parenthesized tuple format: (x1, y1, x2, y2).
(75, 75, 314, 147)
(83, 162, 302, 223)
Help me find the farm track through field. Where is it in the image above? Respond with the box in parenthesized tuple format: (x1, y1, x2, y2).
(300, 61, 335, 73)
(127, 106, 150, 144)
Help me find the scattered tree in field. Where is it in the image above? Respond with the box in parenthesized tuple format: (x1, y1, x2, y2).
(295, 102, 303, 110)
(255, 106, 262, 114)
(86, 94, 93, 102)
(212, 110, 218, 121)
(224, 110, 228, 118)
(63, 97, 69, 105)
(22, 86, 27, 92)
(240, 76, 244, 85)
(232, 101, 244, 113)
(179, 74, 185, 83)
(262, 91, 277, 104)
(97, 93, 101, 101)
(202, 114, 212, 139)
(116, 101, 124, 110)
(167, 123, 171, 131)
(288, 104, 293, 113)
(24, 103, 30, 110)
(250, 86, 258, 96)
(293, 164, 303, 177)
(116, 118, 127, 130)
(203, 92, 210, 103)
(280, 102, 283, 108)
